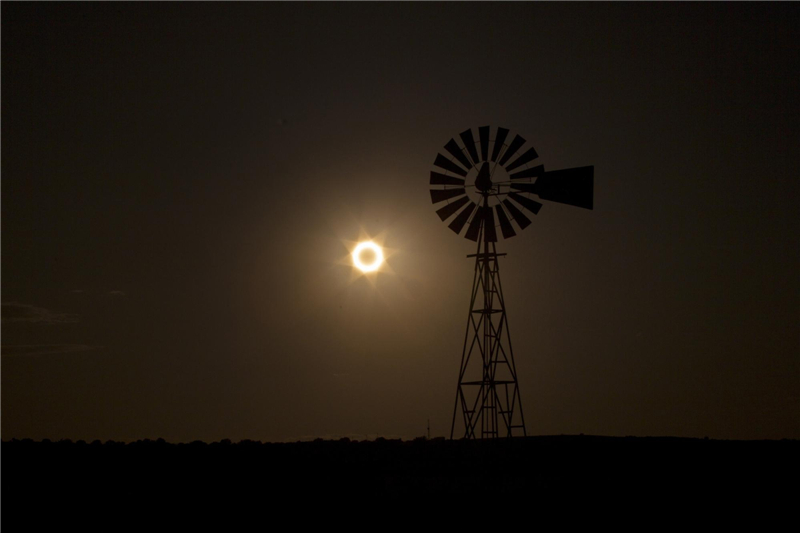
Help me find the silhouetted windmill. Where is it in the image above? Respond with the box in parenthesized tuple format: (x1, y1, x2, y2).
(429, 126, 594, 439)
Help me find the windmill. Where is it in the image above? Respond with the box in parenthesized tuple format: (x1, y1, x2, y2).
(429, 126, 594, 439)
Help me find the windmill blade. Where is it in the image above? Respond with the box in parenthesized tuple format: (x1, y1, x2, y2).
(535, 166, 594, 210)
(444, 139, 473, 172)
(491, 127, 509, 162)
(483, 204, 498, 242)
(510, 165, 544, 180)
(430, 171, 465, 186)
(435, 196, 470, 221)
(430, 188, 465, 204)
(505, 146, 539, 172)
(479, 126, 490, 162)
(508, 192, 543, 214)
(502, 199, 533, 230)
(459, 129, 480, 166)
(434, 153, 468, 177)
(465, 205, 484, 242)
(498, 134, 526, 167)
(448, 201, 477, 235)
(494, 204, 517, 239)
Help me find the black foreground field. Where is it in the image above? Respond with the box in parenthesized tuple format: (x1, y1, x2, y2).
(3, 435, 796, 522)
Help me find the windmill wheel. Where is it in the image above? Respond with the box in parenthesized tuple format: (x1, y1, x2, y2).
(429, 125, 594, 242)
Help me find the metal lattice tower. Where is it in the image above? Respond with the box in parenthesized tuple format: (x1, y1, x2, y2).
(451, 193, 526, 438)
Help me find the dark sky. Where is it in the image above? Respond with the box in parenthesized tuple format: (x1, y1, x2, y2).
(2, 3, 798, 442)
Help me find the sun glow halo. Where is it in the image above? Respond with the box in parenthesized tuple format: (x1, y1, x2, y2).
(352, 241, 384, 273)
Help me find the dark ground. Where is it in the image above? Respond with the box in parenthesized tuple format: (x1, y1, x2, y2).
(2, 435, 796, 524)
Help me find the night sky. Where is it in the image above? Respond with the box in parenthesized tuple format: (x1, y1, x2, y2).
(2, 3, 797, 443)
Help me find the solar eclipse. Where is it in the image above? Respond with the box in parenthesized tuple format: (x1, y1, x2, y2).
(352, 241, 384, 272)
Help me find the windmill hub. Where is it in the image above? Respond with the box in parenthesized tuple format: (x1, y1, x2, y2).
(474, 162, 494, 192)
(427, 125, 594, 439)
(463, 164, 509, 205)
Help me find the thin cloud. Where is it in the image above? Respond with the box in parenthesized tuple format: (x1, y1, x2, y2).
(1, 302, 79, 324)
(1, 344, 100, 357)
(108, 290, 126, 297)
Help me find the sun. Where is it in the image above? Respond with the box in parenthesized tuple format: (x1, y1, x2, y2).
(352, 241, 384, 273)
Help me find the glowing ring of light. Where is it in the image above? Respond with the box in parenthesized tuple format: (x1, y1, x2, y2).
(352, 242, 384, 272)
